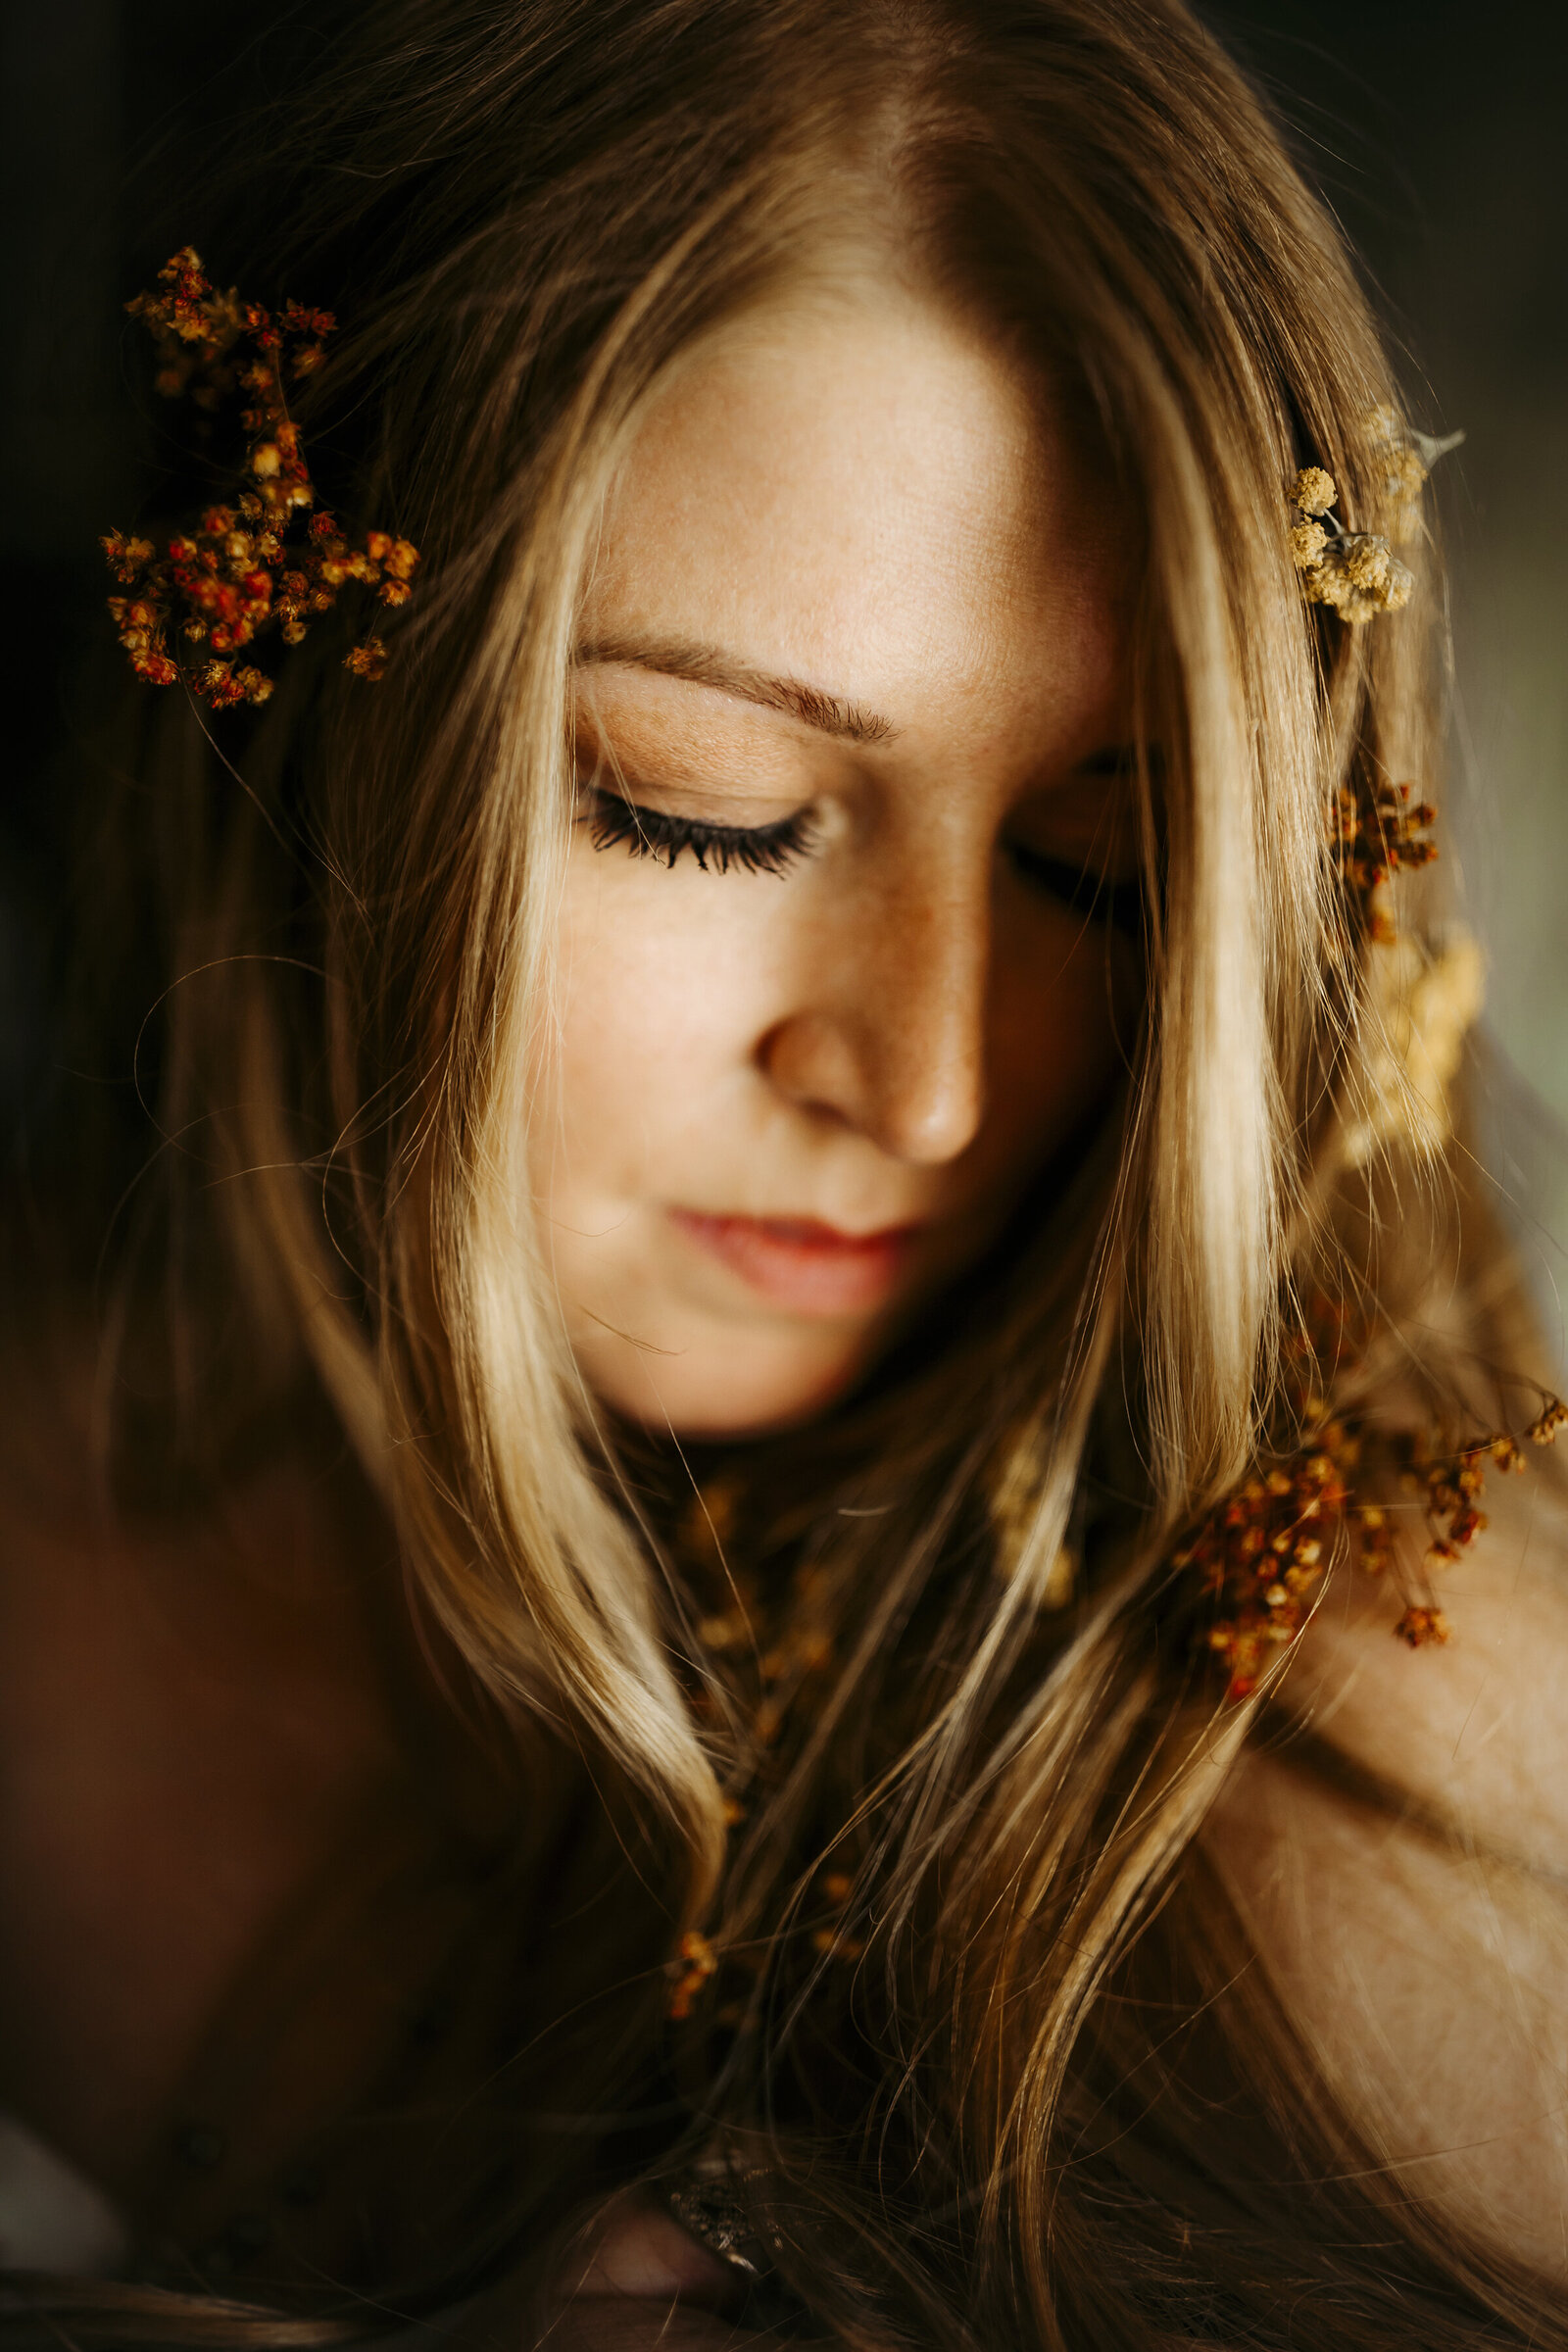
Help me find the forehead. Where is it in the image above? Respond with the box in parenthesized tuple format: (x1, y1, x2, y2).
(583, 288, 1131, 745)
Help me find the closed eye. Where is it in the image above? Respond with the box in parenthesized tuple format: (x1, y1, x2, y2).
(1003, 740, 1152, 936)
(1004, 841, 1146, 937)
(579, 783, 816, 877)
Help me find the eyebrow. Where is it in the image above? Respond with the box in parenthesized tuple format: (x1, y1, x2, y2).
(573, 632, 897, 747)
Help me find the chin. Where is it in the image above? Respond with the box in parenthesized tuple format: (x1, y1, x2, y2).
(580, 1321, 875, 1441)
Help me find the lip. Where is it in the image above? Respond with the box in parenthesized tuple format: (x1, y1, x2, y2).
(668, 1208, 924, 1316)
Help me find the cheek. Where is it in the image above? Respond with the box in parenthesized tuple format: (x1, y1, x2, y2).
(541, 850, 775, 1200)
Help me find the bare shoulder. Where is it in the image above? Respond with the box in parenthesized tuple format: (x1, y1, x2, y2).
(1205, 1460, 1568, 2278)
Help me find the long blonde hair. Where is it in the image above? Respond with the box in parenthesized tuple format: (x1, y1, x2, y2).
(24, 0, 1559, 2343)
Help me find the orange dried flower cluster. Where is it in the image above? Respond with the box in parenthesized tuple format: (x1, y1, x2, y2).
(1528, 1397, 1568, 1446)
(102, 249, 416, 709)
(679, 1480, 838, 1757)
(1175, 1436, 1347, 1702)
(664, 1478, 849, 2018)
(666, 1929, 719, 2022)
(1330, 776, 1438, 945)
(809, 1868, 864, 1963)
(1178, 1318, 1565, 1701)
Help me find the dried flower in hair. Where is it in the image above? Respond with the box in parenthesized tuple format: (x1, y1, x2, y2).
(1328, 775, 1439, 948)
(1341, 931, 1485, 1167)
(102, 249, 417, 708)
(1382, 445, 1430, 513)
(1176, 1418, 1353, 1703)
(1290, 466, 1338, 518)
(344, 637, 388, 682)
(1182, 1299, 1562, 1703)
(1287, 417, 1460, 947)
(1288, 461, 1411, 625)
(1528, 1397, 1568, 1446)
(1365, 404, 1465, 522)
(1288, 413, 1462, 631)
(1394, 1605, 1450, 1649)
(666, 1929, 720, 2021)
(1289, 519, 1328, 569)
(1298, 531, 1413, 625)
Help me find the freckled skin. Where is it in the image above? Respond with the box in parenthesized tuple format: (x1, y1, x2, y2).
(540, 284, 1141, 1436)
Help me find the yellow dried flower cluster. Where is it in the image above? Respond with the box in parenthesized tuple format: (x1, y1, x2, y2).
(1289, 518, 1328, 567)
(1365, 402, 1464, 520)
(1382, 443, 1430, 511)
(1287, 411, 1464, 629)
(1291, 466, 1338, 518)
(1341, 932, 1485, 1168)
(1288, 466, 1413, 624)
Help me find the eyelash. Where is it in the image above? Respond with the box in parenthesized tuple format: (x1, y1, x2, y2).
(580, 782, 1144, 932)
(1004, 843, 1146, 937)
(581, 785, 816, 877)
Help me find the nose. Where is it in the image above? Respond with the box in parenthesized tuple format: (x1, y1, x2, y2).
(758, 867, 989, 1166)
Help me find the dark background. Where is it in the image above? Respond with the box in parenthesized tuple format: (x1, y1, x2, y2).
(4, 1, 1565, 1303)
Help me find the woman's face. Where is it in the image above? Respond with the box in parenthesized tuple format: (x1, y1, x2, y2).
(539, 285, 1141, 1437)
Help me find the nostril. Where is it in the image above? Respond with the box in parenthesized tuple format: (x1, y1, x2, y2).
(756, 1010, 863, 1128)
(760, 1006, 984, 1167)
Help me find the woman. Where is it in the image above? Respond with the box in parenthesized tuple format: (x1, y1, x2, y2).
(6, 0, 1567, 2344)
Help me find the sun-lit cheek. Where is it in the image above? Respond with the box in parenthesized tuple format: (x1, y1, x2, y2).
(543, 841, 780, 1200)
